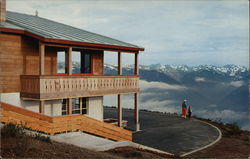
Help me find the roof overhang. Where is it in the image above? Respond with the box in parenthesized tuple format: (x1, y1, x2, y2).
(0, 27, 145, 53)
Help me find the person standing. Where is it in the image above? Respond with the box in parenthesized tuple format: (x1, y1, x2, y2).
(187, 105, 192, 118)
(182, 100, 187, 118)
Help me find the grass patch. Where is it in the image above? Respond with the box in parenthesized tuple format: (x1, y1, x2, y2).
(1, 123, 25, 138)
(34, 134, 51, 143)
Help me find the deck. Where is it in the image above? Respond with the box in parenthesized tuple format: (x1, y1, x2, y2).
(0, 102, 132, 141)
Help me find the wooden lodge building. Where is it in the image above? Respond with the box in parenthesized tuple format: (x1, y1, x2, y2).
(0, 0, 144, 141)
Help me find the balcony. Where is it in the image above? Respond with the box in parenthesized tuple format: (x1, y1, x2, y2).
(20, 75, 139, 100)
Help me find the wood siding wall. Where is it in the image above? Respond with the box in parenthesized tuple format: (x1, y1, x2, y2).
(0, 33, 57, 93)
(90, 50, 104, 75)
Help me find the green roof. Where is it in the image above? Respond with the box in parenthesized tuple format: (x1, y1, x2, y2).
(0, 11, 144, 51)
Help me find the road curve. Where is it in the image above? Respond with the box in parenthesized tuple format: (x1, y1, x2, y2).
(104, 107, 220, 156)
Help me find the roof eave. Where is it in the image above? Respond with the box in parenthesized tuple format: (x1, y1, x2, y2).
(0, 27, 144, 53)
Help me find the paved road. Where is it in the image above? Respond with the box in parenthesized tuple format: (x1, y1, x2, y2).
(104, 107, 220, 155)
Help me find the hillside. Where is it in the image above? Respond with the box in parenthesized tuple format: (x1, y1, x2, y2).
(0, 124, 172, 159)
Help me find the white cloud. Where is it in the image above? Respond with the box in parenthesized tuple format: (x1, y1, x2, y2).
(6, 0, 249, 67)
(230, 81, 244, 87)
(139, 80, 186, 91)
(194, 77, 206, 82)
(140, 99, 179, 113)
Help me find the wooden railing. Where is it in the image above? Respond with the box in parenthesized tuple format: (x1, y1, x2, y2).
(20, 75, 139, 100)
(0, 102, 132, 141)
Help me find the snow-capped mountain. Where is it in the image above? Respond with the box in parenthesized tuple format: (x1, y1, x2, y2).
(105, 63, 248, 77)
(104, 63, 248, 83)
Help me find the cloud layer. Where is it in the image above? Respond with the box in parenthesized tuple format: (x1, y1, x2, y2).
(6, 0, 249, 67)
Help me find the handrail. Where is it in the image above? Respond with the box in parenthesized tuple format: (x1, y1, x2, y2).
(21, 74, 139, 78)
(0, 102, 52, 122)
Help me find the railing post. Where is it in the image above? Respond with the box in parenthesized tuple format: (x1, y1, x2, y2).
(39, 100, 45, 114)
(134, 92, 140, 131)
(39, 42, 45, 75)
(118, 52, 122, 75)
(134, 52, 139, 75)
(118, 94, 122, 127)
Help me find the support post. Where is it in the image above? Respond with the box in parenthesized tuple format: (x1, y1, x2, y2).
(134, 52, 139, 75)
(134, 93, 140, 131)
(68, 98, 72, 115)
(39, 43, 45, 75)
(118, 94, 122, 127)
(118, 52, 122, 75)
(67, 47, 72, 75)
(39, 101, 44, 114)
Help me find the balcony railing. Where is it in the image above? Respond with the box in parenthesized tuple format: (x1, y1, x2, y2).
(20, 75, 139, 100)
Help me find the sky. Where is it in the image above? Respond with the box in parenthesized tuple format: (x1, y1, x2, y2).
(6, 0, 249, 67)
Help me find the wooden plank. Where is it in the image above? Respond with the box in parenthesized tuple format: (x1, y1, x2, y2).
(0, 102, 52, 122)
(1, 110, 52, 127)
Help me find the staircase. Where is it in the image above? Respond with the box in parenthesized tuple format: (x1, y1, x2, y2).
(0, 102, 132, 141)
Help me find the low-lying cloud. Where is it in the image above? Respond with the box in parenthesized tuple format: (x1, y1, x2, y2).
(230, 81, 244, 87)
(140, 80, 187, 91)
(194, 77, 206, 82)
(195, 109, 249, 128)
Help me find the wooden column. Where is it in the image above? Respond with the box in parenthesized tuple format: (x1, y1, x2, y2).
(134, 53, 139, 75)
(118, 94, 122, 127)
(39, 43, 45, 75)
(67, 98, 72, 115)
(39, 43, 45, 115)
(39, 101, 44, 114)
(67, 47, 72, 75)
(134, 93, 140, 131)
(118, 52, 122, 75)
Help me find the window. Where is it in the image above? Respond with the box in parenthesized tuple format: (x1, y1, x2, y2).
(72, 98, 80, 114)
(61, 98, 88, 115)
(72, 51, 81, 73)
(57, 51, 66, 73)
(61, 99, 67, 115)
(81, 97, 87, 114)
